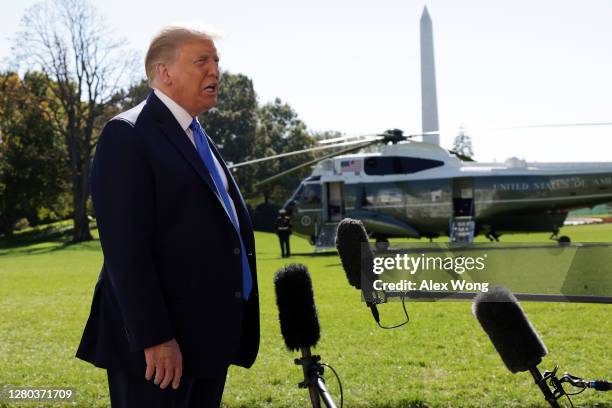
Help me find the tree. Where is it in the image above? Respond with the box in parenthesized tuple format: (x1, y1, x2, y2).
(202, 72, 258, 163)
(0, 72, 69, 235)
(13, 0, 137, 242)
(118, 79, 151, 111)
(254, 98, 316, 205)
(452, 126, 474, 159)
(201, 71, 258, 197)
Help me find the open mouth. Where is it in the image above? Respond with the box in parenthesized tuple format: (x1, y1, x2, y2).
(203, 84, 218, 93)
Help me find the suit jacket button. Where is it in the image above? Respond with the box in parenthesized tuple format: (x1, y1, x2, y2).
(234, 291, 242, 299)
(233, 247, 240, 255)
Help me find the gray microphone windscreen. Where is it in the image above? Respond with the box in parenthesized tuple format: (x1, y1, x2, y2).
(473, 286, 548, 373)
(335, 218, 374, 290)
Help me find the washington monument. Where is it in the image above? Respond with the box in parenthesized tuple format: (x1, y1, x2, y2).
(420, 6, 440, 145)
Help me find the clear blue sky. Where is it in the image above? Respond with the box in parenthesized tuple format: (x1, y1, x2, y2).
(1, 0, 611, 162)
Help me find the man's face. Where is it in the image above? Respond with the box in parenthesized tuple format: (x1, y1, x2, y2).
(165, 38, 219, 116)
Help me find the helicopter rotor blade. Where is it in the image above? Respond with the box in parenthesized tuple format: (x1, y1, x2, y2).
(253, 139, 378, 188)
(448, 150, 475, 162)
(317, 130, 438, 145)
(228, 137, 380, 169)
(432, 122, 612, 135)
(496, 122, 612, 130)
(317, 133, 381, 145)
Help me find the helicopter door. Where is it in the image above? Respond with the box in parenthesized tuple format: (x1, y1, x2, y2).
(452, 178, 475, 216)
(324, 182, 345, 222)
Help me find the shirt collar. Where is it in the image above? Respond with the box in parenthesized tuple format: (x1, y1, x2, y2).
(153, 88, 194, 132)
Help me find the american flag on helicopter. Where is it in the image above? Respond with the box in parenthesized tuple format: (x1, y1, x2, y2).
(340, 159, 362, 173)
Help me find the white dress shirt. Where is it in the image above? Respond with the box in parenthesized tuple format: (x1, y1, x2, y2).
(154, 88, 239, 226)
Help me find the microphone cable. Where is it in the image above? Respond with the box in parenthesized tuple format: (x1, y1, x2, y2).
(319, 362, 343, 408)
(541, 365, 611, 408)
(375, 293, 410, 329)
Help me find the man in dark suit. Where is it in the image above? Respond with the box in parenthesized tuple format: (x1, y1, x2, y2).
(76, 25, 259, 407)
(275, 209, 292, 257)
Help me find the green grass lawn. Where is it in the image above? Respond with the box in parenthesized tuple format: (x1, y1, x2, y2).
(0, 223, 611, 407)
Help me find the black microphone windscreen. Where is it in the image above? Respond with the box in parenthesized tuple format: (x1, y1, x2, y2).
(472, 286, 548, 373)
(274, 264, 321, 351)
(335, 218, 374, 290)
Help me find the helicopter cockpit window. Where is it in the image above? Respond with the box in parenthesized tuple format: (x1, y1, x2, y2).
(364, 156, 444, 175)
(296, 183, 322, 205)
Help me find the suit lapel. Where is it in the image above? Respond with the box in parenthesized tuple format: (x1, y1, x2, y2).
(146, 92, 229, 215)
(145, 92, 252, 247)
(207, 135, 254, 248)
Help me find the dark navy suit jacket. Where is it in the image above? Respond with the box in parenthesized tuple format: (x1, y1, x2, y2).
(76, 91, 259, 378)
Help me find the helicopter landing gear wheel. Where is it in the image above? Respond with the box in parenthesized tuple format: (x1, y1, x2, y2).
(375, 237, 390, 251)
(558, 235, 571, 246)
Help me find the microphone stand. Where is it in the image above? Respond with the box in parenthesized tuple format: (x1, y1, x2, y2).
(529, 367, 562, 408)
(296, 348, 338, 408)
(542, 364, 611, 405)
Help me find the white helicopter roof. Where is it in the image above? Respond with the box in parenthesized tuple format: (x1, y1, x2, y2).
(322, 141, 461, 165)
(310, 141, 612, 182)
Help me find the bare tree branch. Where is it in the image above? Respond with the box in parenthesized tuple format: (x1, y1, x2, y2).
(11, 0, 139, 242)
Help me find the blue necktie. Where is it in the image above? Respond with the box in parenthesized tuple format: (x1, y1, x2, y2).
(190, 118, 252, 300)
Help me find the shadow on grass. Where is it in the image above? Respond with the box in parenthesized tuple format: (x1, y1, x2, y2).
(371, 400, 430, 408)
(256, 250, 340, 262)
(291, 251, 339, 257)
(0, 222, 100, 256)
(223, 399, 430, 408)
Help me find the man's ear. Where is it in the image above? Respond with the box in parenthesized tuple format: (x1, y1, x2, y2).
(155, 63, 172, 86)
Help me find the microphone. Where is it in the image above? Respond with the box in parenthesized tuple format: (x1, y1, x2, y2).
(472, 286, 547, 373)
(335, 218, 370, 289)
(274, 264, 338, 408)
(335, 218, 373, 290)
(274, 263, 320, 352)
(472, 286, 560, 407)
(335, 218, 381, 324)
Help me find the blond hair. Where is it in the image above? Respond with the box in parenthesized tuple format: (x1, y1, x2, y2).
(145, 24, 221, 85)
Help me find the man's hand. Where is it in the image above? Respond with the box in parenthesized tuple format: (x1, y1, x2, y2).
(144, 338, 182, 390)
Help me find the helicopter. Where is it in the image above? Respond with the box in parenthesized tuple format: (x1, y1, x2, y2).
(231, 125, 612, 249)
(229, 7, 612, 249)
(278, 130, 612, 248)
